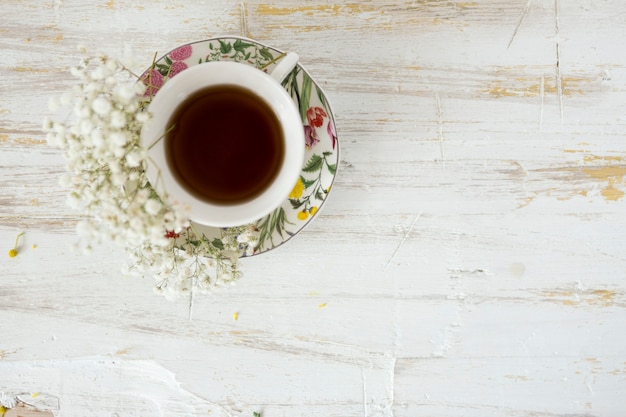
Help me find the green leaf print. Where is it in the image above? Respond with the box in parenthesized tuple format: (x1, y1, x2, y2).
(303, 154, 323, 173)
(259, 47, 274, 61)
(299, 74, 313, 120)
(233, 39, 254, 54)
(219, 40, 232, 54)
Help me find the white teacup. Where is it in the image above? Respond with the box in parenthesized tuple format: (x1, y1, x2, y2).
(141, 53, 304, 227)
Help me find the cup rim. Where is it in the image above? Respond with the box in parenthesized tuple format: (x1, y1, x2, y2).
(141, 61, 305, 227)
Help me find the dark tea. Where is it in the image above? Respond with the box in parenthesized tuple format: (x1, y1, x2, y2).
(165, 85, 285, 205)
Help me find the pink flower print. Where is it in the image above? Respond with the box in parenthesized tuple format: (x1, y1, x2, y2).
(169, 44, 192, 61)
(327, 119, 337, 149)
(141, 69, 164, 97)
(306, 107, 327, 128)
(304, 125, 319, 149)
(169, 61, 188, 78)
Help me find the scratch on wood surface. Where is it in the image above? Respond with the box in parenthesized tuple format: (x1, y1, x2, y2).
(385, 357, 396, 417)
(539, 75, 545, 133)
(240, 2, 249, 38)
(361, 368, 367, 417)
(554, 0, 564, 123)
(436, 93, 445, 166)
(507, 0, 531, 49)
(188, 281, 195, 321)
(384, 212, 421, 272)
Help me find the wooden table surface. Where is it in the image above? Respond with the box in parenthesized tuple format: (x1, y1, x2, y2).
(2, 1, 626, 416)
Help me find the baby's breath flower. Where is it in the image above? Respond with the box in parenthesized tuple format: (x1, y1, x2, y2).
(91, 96, 112, 115)
(109, 131, 128, 147)
(110, 110, 126, 128)
(144, 198, 162, 216)
(125, 149, 143, 167)
(44, 50, 257, 299)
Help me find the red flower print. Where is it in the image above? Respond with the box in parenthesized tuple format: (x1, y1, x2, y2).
(304, 125, 319, 149)
(169, 61, 188, 78)
(169, 44, 192, 61)
(140, 69, 164, 97)
(327, 119, 337, 149)
(306, 107, 327, 128)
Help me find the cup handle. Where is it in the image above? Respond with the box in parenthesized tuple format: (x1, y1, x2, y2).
(269, 52, 299, 83)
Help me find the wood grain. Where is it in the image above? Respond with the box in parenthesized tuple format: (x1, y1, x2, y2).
(1, 0, 625, 416)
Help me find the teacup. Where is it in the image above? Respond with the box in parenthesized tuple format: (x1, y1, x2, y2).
(141, 53, 304, 227)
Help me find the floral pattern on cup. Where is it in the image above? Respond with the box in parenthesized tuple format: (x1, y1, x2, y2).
(141, 37, 338, 257)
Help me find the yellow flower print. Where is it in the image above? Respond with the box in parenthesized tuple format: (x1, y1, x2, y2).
(297, 210, 309, 220)
(289, 177, 304, 199)
(310, 206, 318, 216)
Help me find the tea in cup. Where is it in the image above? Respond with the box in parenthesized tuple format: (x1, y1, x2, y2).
(141, 53, 304, 227)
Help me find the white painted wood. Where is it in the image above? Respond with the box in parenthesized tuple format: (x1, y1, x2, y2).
(2, 0, 626, 416)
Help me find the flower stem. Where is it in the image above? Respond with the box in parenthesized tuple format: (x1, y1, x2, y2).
(8, 232, 24, 258)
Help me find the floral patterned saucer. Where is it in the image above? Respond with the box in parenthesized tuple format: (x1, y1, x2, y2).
(141, 37, 338, 257)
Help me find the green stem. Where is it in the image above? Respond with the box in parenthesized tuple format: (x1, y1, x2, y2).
(13, 232, 24, 250)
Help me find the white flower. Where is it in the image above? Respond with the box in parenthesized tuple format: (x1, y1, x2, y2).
(74, 101, 91, 118)
(92, 96, 112, 115)
(144, 199, 162, 215)
(58, 174, 70, 188)
(91, 129, 104, 148)
(115, 83, 137, 104)
(45, 51, 245, 299)
(90, 65, 112, 80)
(111, 173, 127, 187)
(136, 112, 150, 123)
(70, 65, 85, 77)
(110, 110, 126, 128)
(110, 131, 128, 147)
(125, 149, 143, 167)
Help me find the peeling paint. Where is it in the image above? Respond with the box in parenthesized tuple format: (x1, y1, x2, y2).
(582, 166, 626, 202)
(0, 349, 20, 359)
(590, 289, 617, 306)
(555, 150, 626, 202)
(0, 135, 47, 146)
(257, 3, 379, 17)
(486, 76, 588, 98)
(541, 288, 621, 307)
(9, 67, 54, 73)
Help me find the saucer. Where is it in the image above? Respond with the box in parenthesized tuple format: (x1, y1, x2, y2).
(142, 37, 339, 257)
